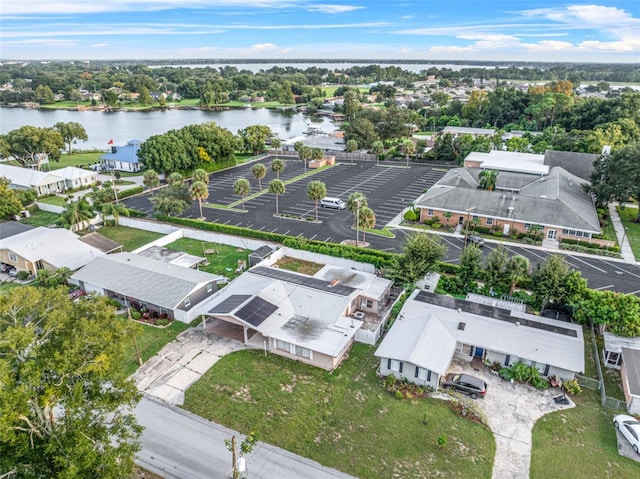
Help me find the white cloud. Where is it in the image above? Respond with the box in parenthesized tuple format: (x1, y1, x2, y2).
(307, 4, 364, 14)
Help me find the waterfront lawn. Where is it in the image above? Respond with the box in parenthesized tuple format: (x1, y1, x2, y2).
(97, 226, 163, 252)
(183, 344, 495, 479)
(617, 206, 640, 261)
(50, 151, 102, 170)
(123, 319, 193, 376)
(21, 209, 60, 227)
(530, 389, 639, 479)
(164, 238, 251, 277)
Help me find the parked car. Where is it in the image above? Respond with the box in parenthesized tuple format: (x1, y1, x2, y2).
(0, 263, 10, 273)
(465, 235, 485, 247)
(443, 373, 487, 399)
(613, 414, 640, 454)
(8, 267, 18, 277)
(320, 197, 346, 210)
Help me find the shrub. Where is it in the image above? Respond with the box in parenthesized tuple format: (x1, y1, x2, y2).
(118, 186, 144, 199)
(16, 271, 29, 280)
(130, 309, 142, 320)
(403, 209, 417, 222)
(395, 390, 404, 400)
(437, 435, 447, 449)
(563, 378, 582, 395)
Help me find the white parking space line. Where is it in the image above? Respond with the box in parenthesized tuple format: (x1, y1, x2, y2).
(565, 255, 607, 273)
(594, 285, 614, 290)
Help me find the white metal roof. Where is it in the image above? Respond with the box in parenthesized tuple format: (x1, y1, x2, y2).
(464, 150, 549, 175)
(603, 332, 640, 353)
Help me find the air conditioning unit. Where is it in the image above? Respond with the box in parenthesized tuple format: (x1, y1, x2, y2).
(353, 311, 366, 320)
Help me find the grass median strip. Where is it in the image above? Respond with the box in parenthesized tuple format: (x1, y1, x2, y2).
(183, 344, 495, 479)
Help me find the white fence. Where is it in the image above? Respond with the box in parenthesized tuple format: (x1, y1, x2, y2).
(263, 246, 376, 273)
(35, 202, 65, 214)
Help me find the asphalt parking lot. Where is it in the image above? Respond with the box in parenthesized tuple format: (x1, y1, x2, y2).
(124, 157, 640, 295)
(125, 157, 446, 244)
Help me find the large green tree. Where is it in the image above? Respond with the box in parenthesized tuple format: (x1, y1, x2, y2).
(142, 169, 160, 193)
(574, 289, 640, 337)
(53, 122, 88, 155)
(587, 142, 640, 220)
(239, 125, 271, 155)
(388, 232, 447, 284)
(0, 287, 142, 479)
(0, 177, 24, 219)
(1, 126, 64, 168)
(60, 198, 95, 230)
(458, 244, 483, 291)
(358, 206, 376, 242)
(531, 254, 588, 305)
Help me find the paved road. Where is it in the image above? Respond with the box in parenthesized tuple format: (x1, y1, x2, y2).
(124, 158, 640, 295)
(136, 396, 355, 479)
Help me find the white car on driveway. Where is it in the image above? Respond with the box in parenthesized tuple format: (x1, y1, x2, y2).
(613, 414, 640, 454)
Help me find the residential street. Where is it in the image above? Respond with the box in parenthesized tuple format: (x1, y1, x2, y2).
(136, 396, 355, 479)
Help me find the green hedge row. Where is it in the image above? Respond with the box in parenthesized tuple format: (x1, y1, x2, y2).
(156, 215, 396, 268)
(559, 243, 621, 257)
(437, 262, 461, 274)
(118, 186, 144, 199)
(560, 237, 620, 252)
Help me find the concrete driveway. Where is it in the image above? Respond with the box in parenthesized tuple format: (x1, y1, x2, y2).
(445, 360, 575, 479)
(131, 326, 248, 405)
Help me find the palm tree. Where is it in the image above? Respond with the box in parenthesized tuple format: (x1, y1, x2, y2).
(61, 198, 95, 231)
(371, 140, 384, 165)
(189, 180, 209, 218)
(168, 172, 184, 187)
(192, 168, 209, 185)
(311, 147, 323, 163)
(54, 266, 73, 286)
(251, 163, 267, 190)
(101, 202, 130, 226)
(401, 139, 416, 167)
(300, 146, 312, 174)
(307, 180, 327, 221)
(358, 206, 376, 242)
(347, 192, 368, 245)
(271, 158, 285, 179)
(268, 179, 285, 215)
(293, 141, 304, 158)
(271, 137, 282, 158)
(233, 177, 251, 211)
(507, 255, 531, 295)
(478, 169, 499, 191)
(143, 169, 160, 195)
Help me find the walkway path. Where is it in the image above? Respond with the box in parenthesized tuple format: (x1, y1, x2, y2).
(608, 202, 638, 264)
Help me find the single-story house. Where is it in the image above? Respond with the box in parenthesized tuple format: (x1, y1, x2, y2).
(621, 347, 640, 415)
(0, 226, 105, 275)
(0, 164, 97, 196)
(441, 126, 496, 138)
(70, 252, 223, 323)
(375, 290, 584, 390)
(201, 264, 393, 370)
(99, 139, 142, 172)
(415, 165, 602, 246)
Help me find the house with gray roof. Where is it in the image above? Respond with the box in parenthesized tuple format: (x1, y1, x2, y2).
(70, 252, 222, 323)
(0, 164, 97, 196)
(201, 263, 393, 371)
(416, 165, 603, 247)
(375, 290, 585, 389)
(99, 139, 143, 172)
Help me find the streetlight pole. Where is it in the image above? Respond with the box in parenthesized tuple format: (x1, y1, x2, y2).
(464, 206, 475, 245)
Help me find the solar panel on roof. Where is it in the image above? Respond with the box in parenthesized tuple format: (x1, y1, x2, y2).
(209, 294, 252, 314)
(235, 297, 278, 327)
(414, 291, 577, 337)
(251, 266, 355, 296)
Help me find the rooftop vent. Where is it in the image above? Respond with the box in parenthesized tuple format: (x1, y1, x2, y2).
(328, 279, 339, 288)
(353, 311, 365, 320)
(458, 322, 466, 331)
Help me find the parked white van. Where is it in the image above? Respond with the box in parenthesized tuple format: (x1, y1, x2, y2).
(320, 197, 346, 209)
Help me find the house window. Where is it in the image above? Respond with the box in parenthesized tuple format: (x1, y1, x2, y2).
(472, 215, 479, 221)
(206, 283, 213, 293)
(8, 253, 17, 262)
(606, 352, 620, 366)
(276, 339, 291, 352)
(184, 296, 191, 308)
(416, 367, 431, 382)
(486, 218, 494, 226)
(427, 209, 434, 216)
(294, 345, 312, 359)
(159, 308, 167, 315)
(360, 298, 373, 309)
(524, 223, 531, 230)
(140, 302, 147, 309)
(388, 359, 403, 373)
(456, 343, 472, 355)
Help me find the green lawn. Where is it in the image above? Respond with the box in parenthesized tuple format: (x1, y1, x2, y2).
(20, 209, 60, 227)
(123, 319, 193, 376)
(183, 345, 495, 479)
(37, 195, 68, 207)
(49, 151, 102, 170)
(617, 206, 640, 261)
(0, 282, 21, 295)
(530, 389, 639, 479)
(164, 238, 251, 278)
(97, 226, 164, 252)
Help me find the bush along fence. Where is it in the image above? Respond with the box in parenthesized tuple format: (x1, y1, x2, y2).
(155, 215, 396, 268)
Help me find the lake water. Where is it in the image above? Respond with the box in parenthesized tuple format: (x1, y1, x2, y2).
(0, 107, 337, 151)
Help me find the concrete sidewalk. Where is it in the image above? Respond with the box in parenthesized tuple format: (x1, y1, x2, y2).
(609, 202, 638, 265)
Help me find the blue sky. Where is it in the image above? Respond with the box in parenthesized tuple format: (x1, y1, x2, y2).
(1, 1, 639, 62)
